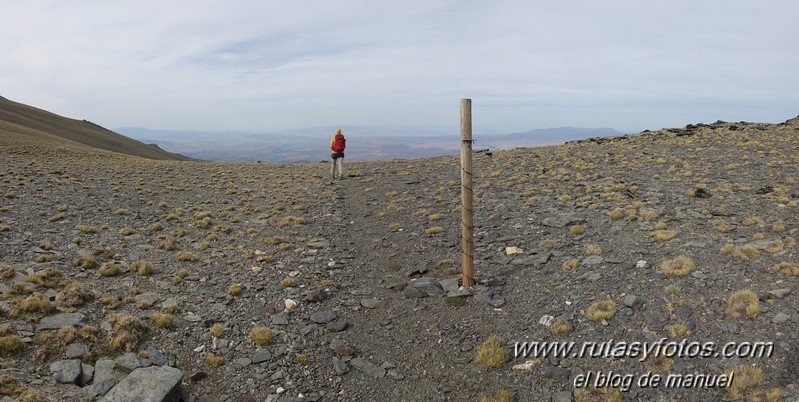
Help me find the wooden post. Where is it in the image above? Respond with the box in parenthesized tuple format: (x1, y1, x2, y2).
(460, 98, 474, 288)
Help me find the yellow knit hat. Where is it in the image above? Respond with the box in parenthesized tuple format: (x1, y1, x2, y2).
(335, 128, 342, 135)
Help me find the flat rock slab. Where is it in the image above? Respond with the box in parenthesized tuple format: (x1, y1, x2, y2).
(37, 313, 86, 331)
(350, 357, 386, 378)
(306, 239, 330, 249)
(50, 359, 82, 384)
(85, 359, 126, 397)
(403, 277, 444, 298)
(101, 366, 184, 402)
(360, 299, 386, 309)
(115, 352, 152, 373)
(542, 214, 579, 228)
(134, 292, 162, 306)
(310, 310, 337, 324)
(65, 342, 89, 359)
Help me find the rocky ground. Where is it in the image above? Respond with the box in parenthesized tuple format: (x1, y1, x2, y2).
(2, 117, 799, 401)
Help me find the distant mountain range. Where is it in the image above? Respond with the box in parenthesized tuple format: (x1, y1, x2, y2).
(0, 94, 624, 163)
(116, 126, 625, 163)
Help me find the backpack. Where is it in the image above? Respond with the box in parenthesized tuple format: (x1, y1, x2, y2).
(332, 134, 346, 153)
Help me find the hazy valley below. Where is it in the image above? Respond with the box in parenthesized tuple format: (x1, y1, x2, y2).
(116, 126, 625, 163)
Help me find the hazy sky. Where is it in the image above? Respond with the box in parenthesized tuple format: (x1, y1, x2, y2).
(2, 1, 798, 134)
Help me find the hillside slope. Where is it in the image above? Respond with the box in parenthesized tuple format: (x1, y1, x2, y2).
(0, 95, 191, 160)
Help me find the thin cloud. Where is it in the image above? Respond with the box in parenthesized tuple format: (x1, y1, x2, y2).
(1, 0, 797, 133)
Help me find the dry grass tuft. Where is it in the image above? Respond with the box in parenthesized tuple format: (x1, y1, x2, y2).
(574, 387, 622, 402)
(482, 389, 513, 402)
(586, 300, 616, 322)
(723, 244, 760, 261)
(652, 229, 678, 241)
(176, 251, 198, 262)
(130, 260, 155, 276)
(549, 320, 573, 336)
(107, 313, 148, 351)
(773, 262, 799, 277)
(275, 216, 305, 227)
(210, 323, 225, 338)
(725, 290, 760, 319)
(584, 244, 602, 256)
(0, 374, 44, 401)
(425, 226, 444, 235)
(569, 224, 585, 235)
(27, 267, 67, 288)
(56, 281, 95, 307)
(154, 235, 176, 251)
(562, 258, 580, 272)
(150, 312, 173, 329)
(660, 256, 695, 277)
(727, 365, 764, 400)
(250, 327, 275, 346)
(99, 262, 121, 277)
(0, 334, 27, 357)
(228, 283, 242, 296)
(668, 323, 692, 337)
(205, 354, 225, 368)
(476, 336, 508, 369)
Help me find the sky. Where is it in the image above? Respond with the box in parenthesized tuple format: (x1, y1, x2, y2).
(2, 0, 798, 135)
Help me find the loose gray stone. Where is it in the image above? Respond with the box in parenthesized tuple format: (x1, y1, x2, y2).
(552, 391, 572, 402)
(350, 357, 386, 378)
(360, 299, 386, 309)
(236, 358, 252, 369)
(513, 252, 552, 266)
(161, 298, 178, 310)
(576, 272, 602, 282)
(439, 279, 459, 292)
(543, 214, 578, 228)
(115, 352, 152, 373)
(134, 291, 162, 306)
(332, 357, 349, 375)
(304, 289, 328, 303)
(542, 366, 571, 380)
(101, 366, 185, 402)
(623, 295, 643, 309)
(581, 255, 604, 266)
(50, 359, 82, 384)
(330, 339, 354, 356)
(306, 239, 330, 249)
(85, 359, 126, 397)
(272, 314, 289, 325)
(768, 288, 792, 299)
(487, 294, 506, 308)
(80, 363, 94, 386)
(326, 319, 349, 332)
(406, 267, 428, 277)
(300, 324, 320, 336)
(447, 289, 472, 298)
(144, 347, 171, 366)
(772, 312, 790, 324)
(673, 307, 693, 320)
(310, 310, 337, 323)
(37, 313, 86, 331)
(403, 277, 444, 298)
(252, 348, 272, 364)
(184, 312, 202, 322)
(65, 342, 89, 359)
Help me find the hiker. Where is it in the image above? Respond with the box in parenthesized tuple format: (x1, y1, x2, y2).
(330, 128, 346, 179)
